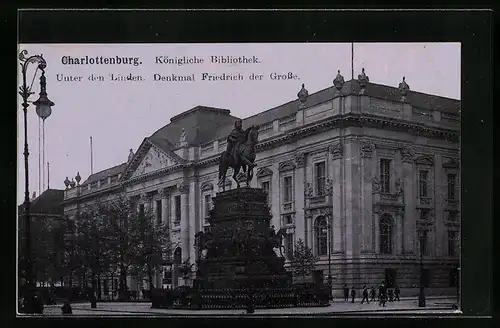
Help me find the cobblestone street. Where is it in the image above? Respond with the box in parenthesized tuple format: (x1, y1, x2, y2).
(32, 296, 459, 316)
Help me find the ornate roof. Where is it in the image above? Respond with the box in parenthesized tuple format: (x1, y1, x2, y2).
(80, 80, 459, 185)
(80, 162, 128, 186)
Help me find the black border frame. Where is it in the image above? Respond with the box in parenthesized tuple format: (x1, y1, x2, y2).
(6, 7, 494, 327)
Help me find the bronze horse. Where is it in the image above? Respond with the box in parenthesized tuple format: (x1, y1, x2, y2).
(270, 228, 287, 257)
(218, 125, 259, 190)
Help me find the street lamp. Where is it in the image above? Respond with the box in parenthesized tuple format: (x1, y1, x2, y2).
(417, 223, 431, 308)
(19, 50, 55, 314)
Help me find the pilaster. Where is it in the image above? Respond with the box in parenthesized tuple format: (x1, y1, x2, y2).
(360, 141, 375, 253)
(401, 146, 416, 254)
(434, 154, 445, 256)
(294, 151, 306, 243)
(344, 141, 361, 257)
(330, 142, 344, 253)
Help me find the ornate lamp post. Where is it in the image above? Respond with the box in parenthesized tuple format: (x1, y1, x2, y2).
(19, 50, 55, 314)
(417, 223, 431, 308)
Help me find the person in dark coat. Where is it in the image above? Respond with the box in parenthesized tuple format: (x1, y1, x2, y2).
(361, 285, 370, 304)
(343, 284, 349, 302)
(388, 288, 394, 302)
(61, 301, 73, 314)
(370, 286, 377, 302)
(350, 286, 356, 303)
(378, 283, 387, 307)
(394, 285, 401, 301)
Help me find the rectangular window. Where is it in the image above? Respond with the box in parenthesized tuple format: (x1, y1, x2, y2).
(419, 230, 428, 256)
(156, 200, 162, 225)
(420, 209, 430, 221)
(283, 176, 293, 203)
(315, 162, 326, 196)
(380, 159, 391, 193)
(384, 268, 397, 288)
(261, 181, 270, 204)
(284, 214, 293, 225)
(448, 230, 457, 256)
(174, 195, 181, 224)
(204, 194, 212, 218)
(138, 204, 145, 218)
(203, 226, 211, 233)
(419, 170, 428, 198)
(447, 173, 456, 200)
(285, 233, 293, 259)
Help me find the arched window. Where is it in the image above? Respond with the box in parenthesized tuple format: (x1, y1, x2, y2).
(174, 247, 182, 265)
(380, 214, 393, 254)
(315, 216, 328, 256)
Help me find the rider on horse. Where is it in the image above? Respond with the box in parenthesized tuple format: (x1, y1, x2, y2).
(226, 119, 257, 170)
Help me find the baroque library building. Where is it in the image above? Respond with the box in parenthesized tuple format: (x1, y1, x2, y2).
(62, 71, 460, 297)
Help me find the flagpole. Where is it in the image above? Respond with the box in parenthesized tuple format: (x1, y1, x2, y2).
(351, 43, 354, 80)
(90, 136, 94, 175)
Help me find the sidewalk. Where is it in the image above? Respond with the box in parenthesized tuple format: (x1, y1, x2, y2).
(40, 296, 459, 316)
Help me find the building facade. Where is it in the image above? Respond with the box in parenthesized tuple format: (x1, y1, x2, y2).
(62, 73, 460, 297)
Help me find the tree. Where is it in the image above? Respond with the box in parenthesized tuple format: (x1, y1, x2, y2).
(288, 238, 318, 283)
(89, 194, 136, 299)
(72, 209, 111, 300)
(128, 206, 172, 293)
(18, 215, 67, 288)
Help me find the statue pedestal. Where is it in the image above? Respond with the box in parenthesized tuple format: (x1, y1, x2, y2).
(196, 187, 292, 289)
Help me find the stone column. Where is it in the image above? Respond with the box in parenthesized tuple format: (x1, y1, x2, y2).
(434, 155, 445, 256)
(329, 142, 343, 253)
(188, 179, 199, 268)
(294, 151, 306, 243)
(179, 182, 190, 262)
(270, 166, 280, 228)
(159, 188, 169, 228)
(360, 141, 375, 253)
(373, 211, 380, 254)
(395, 211, 404, 255)
(401, 146, 416, 254)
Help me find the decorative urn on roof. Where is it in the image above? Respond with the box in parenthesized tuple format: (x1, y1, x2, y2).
(64, 177, 70, 189)
(398, 76, 410, 102)
(333, 70, 345, 95)
(297, 83, 309, 108)
(70, 178, 76, 188)
(75, 172, 81, 185)
(128, 149, 134, 163)
(357, 68, 369, 94)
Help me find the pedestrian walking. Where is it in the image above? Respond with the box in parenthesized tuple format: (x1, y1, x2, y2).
(343, 284, 349, 302)
(370, 286, 377, 302)
(388, 288, 394, 302)
(378, 283, 387, 307)
(350, 286, 356, 303)
(361, 285, 370, 304)
(394, 285, 401, 301)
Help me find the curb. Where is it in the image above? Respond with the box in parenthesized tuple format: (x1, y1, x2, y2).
(49, 305, 455, 316)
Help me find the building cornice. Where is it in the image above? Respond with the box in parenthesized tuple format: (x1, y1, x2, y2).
(65, 113, 459, 199)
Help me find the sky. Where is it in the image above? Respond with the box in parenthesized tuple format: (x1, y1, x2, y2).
(17, 43, 460, 203)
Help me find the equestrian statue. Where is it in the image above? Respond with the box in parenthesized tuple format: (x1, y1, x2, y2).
(218, 119, 259, 190)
